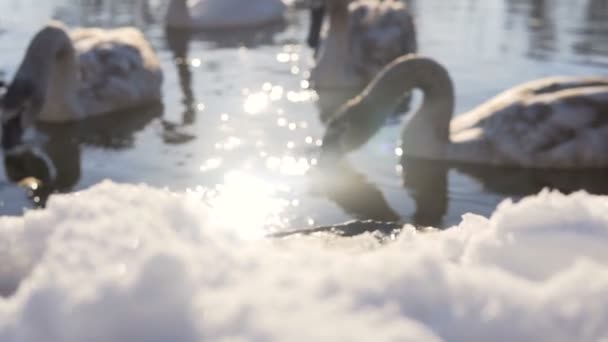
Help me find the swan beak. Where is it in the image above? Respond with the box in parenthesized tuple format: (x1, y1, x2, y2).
(2, 114, 24, 151)
(307, 4, 325, 50)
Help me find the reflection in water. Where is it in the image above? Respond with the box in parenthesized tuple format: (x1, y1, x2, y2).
(401, 157, 608, 228)
(504, 0, 556, 60)
(162, 21, 288, 142)
(573, 0, 608, 63)
(401, 158, 448, 228)
(4, 150, 54, 207)
(163, 28, 197, 144)
(310, 161, 399, 222)
(181, 22, 287, 49)
(503, 0, 608, 63)
(54, 0, 158, 27)
(2, 104, 162, 208)
(452, 162, 608, 197)
(526, 0, 556, 60)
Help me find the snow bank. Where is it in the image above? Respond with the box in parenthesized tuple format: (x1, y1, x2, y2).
(1, 181, 608, 341)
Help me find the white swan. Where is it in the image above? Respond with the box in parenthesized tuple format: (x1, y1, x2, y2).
(321, 55, 608, 168)
(308, 0, 417, 89)
(165, 0, 287, 30)
(0, 21, 162, 149)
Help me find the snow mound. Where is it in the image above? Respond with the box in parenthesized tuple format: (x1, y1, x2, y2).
(0, 181, 607, 341)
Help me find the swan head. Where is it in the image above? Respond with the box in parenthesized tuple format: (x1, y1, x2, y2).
(1, 79, 42, 150)
(306, 0, 353, 49)
(318, 95, 389, 163)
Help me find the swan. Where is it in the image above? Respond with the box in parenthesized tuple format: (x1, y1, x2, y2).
(0, 21, 162, 150)
(165, 0, 287, 30)
(308, 0, 417, 89)
(320, 55, 608, 168)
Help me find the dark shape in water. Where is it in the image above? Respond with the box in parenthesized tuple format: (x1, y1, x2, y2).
(2, 115, 23, 151)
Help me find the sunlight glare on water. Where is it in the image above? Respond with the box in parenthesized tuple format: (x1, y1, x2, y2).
(243, 92, 270, 115)
(200, 171, 289, 238)
(265, 155, 311, 176)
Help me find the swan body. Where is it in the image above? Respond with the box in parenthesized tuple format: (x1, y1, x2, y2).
(165, 0, 287, 30)
(321, 55, 608, 169)
(308, 0, 417, 89)
(1, 21, 161, 148)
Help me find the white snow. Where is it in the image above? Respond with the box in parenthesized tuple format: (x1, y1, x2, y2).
(1, 181, 608, 341)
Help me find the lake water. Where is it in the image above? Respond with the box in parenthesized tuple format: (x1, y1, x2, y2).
(0, 0, 607, 232)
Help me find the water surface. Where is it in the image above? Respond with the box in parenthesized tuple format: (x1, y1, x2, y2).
(0, 0, 607, 232)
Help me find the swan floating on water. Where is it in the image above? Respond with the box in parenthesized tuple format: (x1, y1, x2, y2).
(308, 0, 417, 89)
(0, 21, 162, 150)
(165, 0, 287, 30)
(320, 55, 608, 168)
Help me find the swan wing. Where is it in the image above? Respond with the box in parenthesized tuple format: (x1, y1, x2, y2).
(71, 27, 162, 117)
(451, 76, 608, 132)
(479, 84, 608, 168)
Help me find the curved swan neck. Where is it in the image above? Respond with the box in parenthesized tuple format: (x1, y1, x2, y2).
(12, 22, 79, 122)
(326, 1, 350, 39)
(17, 22, 74, 82)
(362, 55, 455, 155)
(166, 0, 191, 28)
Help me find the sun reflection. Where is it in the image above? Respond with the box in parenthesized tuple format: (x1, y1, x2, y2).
(265, 156, 311, 176)
(199, 158, 223, 172)
(276, 52, 290, 63)
(286, 90, 313, 103)
(269, 86, 284, 101)
(216, 136, 242, 151)
(244, 92, 269, 115)
(202, 171, 289, 238)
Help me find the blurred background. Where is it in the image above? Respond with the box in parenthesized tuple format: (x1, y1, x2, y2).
(0, 0, 606, 233)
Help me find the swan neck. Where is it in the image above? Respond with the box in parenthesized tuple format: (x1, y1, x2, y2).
(311, 1, 357, 88)
(166, 0, 191, 28)
(326, 2, 350, 39)
(362, 56, 455, 156)
(14, 23, 79, 121)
